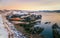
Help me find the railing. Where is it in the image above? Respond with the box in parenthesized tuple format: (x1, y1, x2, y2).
(2, 14, 14, 38)
(2, 14, 26, 38)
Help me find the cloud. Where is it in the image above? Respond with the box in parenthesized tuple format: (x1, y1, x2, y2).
(0, 0, 60, 10)
(0, 0, 60, 5)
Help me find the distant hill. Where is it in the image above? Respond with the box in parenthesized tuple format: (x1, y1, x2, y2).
(0, 10, 60, 13)
(39, 10, 60, 13)
(53, 10, 60, 13)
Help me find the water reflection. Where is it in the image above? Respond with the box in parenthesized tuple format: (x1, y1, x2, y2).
(34, 13, 60, 38)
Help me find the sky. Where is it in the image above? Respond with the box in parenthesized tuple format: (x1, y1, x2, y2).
(0, 0, 60, 10)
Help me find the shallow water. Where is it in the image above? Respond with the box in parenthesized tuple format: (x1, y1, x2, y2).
(34, 12, 60, 38)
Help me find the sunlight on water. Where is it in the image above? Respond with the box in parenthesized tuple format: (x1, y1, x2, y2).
(34, 12, 60, 38)
(41, 13, 60, 26)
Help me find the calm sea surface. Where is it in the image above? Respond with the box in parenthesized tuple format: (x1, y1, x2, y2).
(34, 12, 60, 38)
